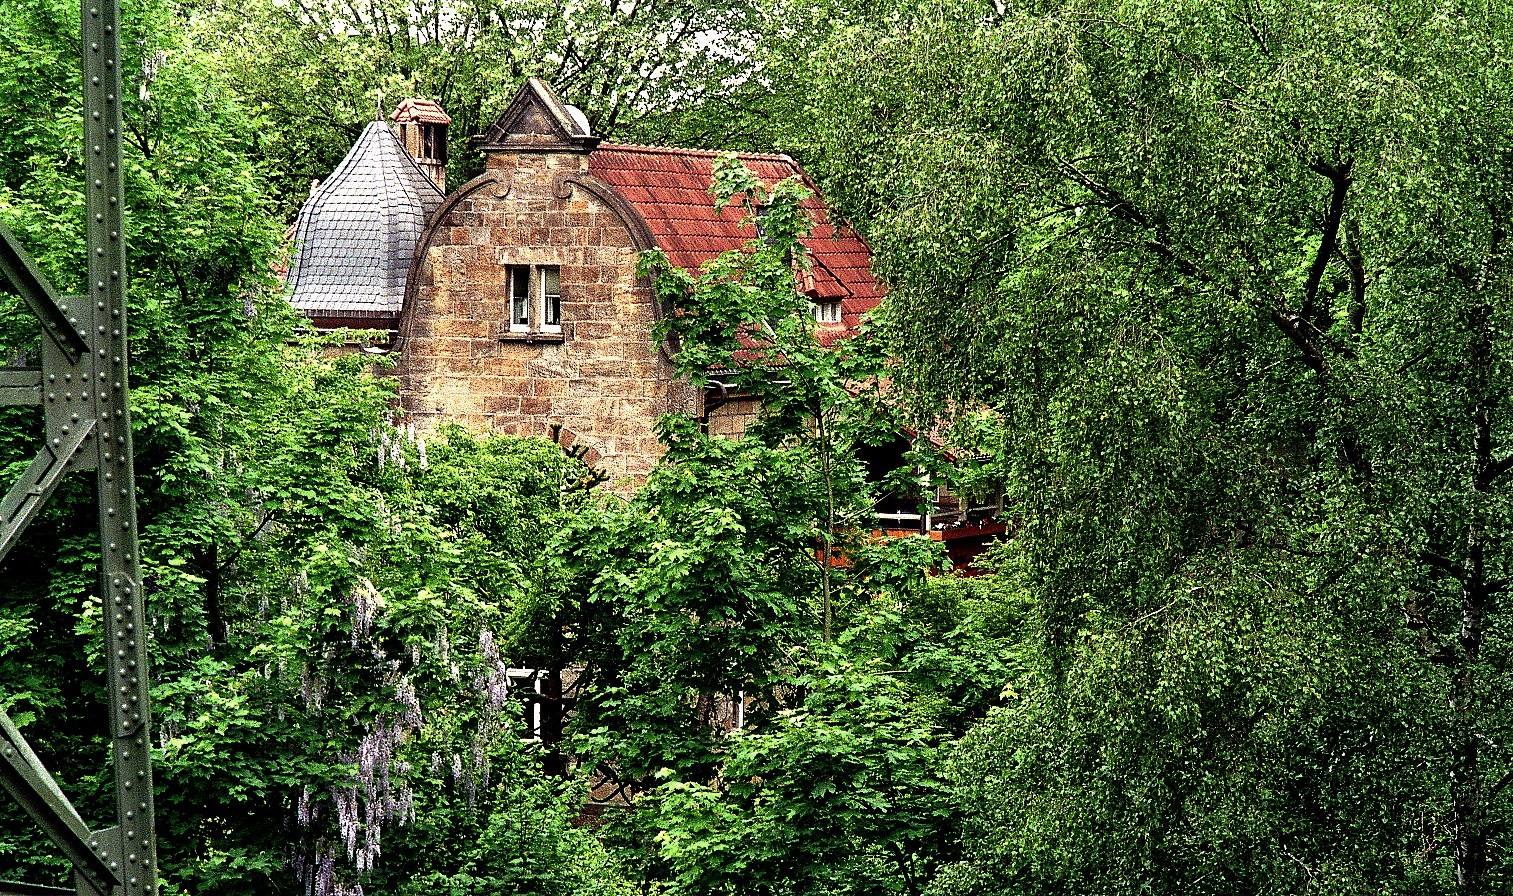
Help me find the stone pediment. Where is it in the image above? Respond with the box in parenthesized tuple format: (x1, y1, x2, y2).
(475, 78, 599, 152)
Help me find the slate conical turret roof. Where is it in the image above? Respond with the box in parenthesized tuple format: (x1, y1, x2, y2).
(287, 121, 444, 318)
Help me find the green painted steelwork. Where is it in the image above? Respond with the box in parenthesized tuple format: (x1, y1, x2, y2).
(0, 0, 159, 891)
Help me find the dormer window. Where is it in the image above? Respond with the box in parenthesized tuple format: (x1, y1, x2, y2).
(420, 123, 447, 164)
(507, 265, 563, 335)
(815, 300, 842, 324)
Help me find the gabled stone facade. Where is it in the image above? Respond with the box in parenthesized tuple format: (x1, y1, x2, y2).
(286, 79, 883, 485)
(398, 82, 687, 480)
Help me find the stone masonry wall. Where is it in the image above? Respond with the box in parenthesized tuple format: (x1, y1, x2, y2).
(706, 394, 761, 439)
(397, 149, 698, 487)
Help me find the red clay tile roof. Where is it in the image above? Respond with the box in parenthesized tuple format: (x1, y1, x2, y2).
(587, 144, 883, 344)
(390, 98, 451, 125)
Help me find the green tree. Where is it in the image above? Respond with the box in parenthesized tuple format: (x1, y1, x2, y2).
(804, 0, 1513, 892)
(189, 0, 769, 211)
(0, 3, 628, 894)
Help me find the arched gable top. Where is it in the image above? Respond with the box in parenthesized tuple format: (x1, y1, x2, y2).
(399, 170, 658, 326)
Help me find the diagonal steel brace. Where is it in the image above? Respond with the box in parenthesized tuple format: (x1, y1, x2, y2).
(0, 710, 121, 895)
(0, 223, 89, 362)
(0, 421, 96, 565)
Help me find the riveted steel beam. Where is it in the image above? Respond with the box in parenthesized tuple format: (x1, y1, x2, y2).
(81, 0, 158, 883)
(0, 0, 158, 890)
(0, 224, 89, 362)
(0, 422, 96, 564)
(0, 711, 121, 895)
(82, 0, 159, 889)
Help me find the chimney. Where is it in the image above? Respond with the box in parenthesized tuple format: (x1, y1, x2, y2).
(390, 98, 451, 192)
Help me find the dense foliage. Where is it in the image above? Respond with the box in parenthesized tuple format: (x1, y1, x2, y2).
(9, 0, 1513, 894)
(806, 0, 1513, 893)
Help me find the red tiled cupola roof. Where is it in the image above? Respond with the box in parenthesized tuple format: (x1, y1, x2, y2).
(587, 143, 884, 343)
(390, 98, 451, 125)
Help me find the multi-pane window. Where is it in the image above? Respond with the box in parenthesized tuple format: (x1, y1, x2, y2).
(509, 265, 531, 330)
(507, 265, 564, 334)
(815, 300, 842, 323)
(542, 267, 561, 329)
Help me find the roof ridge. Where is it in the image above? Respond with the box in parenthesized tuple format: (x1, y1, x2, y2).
(595, 142, 794, 163)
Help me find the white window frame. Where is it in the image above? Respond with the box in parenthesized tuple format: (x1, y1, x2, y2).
(507, 265, 563, 334)
(814, 300, 842, 324)
(507, 667, 545, 740)
(539, 266, 562, 333)
(508, 265, 531, 332)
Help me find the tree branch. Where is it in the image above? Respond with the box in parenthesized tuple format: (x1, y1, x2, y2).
(1403, 593, 1457, 666)
(1052, 158, 1209, 280)
(1420, 550, 1466, 581)
(1302, 159, 1352, 323)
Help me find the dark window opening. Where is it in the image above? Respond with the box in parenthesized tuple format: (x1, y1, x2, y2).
(420, 123, 448, 164)
(857, 436, 922, 523)
(509, 265, 530, 328)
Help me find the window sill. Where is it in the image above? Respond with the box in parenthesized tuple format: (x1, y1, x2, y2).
(500, 331, 565, 344)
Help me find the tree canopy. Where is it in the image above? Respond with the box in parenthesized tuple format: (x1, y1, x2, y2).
(8, 0, 1513, 894)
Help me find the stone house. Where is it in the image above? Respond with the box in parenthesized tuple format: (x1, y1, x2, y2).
(287, 79, 882, 484)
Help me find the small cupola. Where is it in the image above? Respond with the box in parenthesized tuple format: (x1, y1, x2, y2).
(390, 98, 451, 192)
